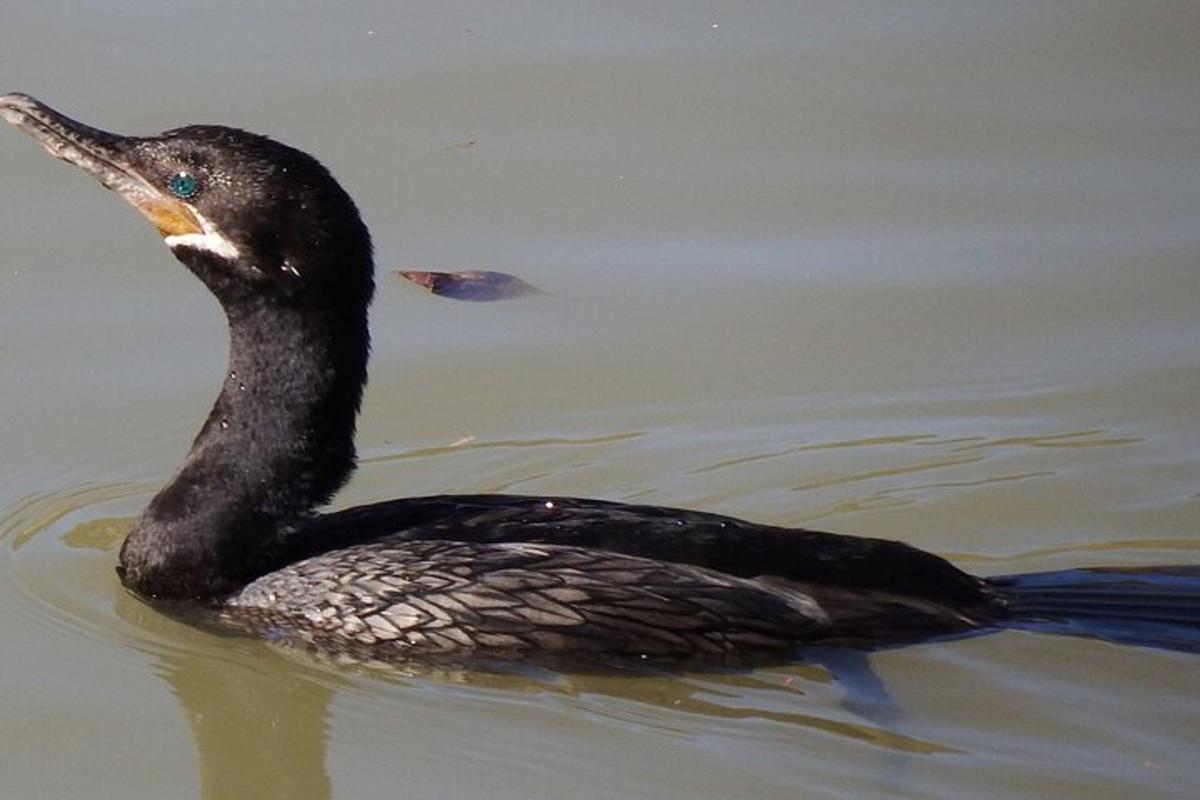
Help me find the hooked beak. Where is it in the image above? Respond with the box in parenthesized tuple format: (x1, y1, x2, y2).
(0, 92, 203, 238)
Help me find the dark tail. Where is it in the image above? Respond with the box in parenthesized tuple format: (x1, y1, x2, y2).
(987, 566, 1200, 653)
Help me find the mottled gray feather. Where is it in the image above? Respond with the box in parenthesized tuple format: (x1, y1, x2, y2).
(224, 538, 830, 659)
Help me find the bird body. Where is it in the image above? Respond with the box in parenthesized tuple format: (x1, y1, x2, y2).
(3, 92, 1197, 664)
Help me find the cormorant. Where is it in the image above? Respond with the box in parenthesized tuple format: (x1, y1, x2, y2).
(3, 93, 1197, 664)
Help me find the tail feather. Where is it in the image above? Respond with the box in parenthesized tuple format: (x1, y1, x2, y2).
(987, 566, 1200, 653)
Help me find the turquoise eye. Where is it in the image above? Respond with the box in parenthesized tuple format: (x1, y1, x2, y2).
(167, 172, 199, 199)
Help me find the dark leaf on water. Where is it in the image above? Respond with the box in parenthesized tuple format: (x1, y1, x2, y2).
(394, 270, 543, 301)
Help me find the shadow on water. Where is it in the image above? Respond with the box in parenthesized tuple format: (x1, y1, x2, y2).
(112, 583, 954, 800)
(115, 590, 337, 800)
(105, 560, 962, 800)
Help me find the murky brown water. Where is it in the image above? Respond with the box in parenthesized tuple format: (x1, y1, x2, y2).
(2, 4, 1198, 799)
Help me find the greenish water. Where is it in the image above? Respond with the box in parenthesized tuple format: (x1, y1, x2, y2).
(1, 3, 1198, 798)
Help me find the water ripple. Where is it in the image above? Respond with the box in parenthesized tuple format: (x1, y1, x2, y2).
(361, 431, 646, 465)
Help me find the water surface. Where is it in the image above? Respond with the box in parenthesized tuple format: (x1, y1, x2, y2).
(1, 3, 1198, 799)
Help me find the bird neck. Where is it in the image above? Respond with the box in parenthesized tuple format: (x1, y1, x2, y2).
(119, 262, 371, 600)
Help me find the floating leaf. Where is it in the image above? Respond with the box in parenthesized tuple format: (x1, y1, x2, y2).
(395, 270, 543, 301)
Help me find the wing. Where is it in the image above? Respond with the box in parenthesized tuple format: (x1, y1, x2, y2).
(226, 539, 831, 661)
(275, 494, 1002, 617)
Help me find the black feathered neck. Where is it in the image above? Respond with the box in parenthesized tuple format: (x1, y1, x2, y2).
(119, 197, 374, 600)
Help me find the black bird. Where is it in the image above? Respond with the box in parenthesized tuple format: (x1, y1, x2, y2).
(3, 93, 1197, 665)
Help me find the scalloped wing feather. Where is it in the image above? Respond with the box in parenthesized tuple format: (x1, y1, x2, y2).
(226, 539, 831, 659)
